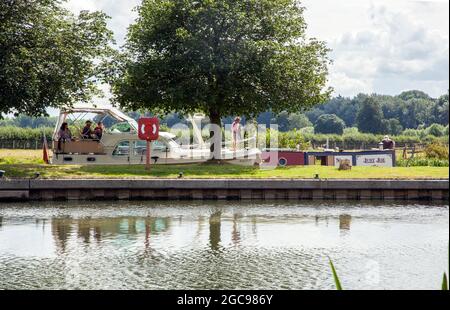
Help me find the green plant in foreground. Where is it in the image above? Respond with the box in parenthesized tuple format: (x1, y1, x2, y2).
(329, 259, 343, 290)
(443, 246, 449, 291)
(330, 245, 449, 290)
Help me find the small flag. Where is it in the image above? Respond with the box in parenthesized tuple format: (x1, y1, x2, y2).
(43, 132, 49, 164)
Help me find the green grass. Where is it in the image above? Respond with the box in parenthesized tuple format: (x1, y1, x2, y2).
(0, 149, 448, 179)
(0, 163, 448, 179)
(0, 149, 45, 164)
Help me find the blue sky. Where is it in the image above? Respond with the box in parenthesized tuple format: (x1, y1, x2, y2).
(65, 0, 449, 101)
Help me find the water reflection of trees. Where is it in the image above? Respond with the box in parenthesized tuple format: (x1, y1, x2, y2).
(49, 212, 352, 254)
(313, 214, 352, 231)
(51, 217, 73, 252)
(209, 211, 222, 251)
(51, 217, 171, 251)
(339, 215, 352, 231)
(231, 214, 242, 246)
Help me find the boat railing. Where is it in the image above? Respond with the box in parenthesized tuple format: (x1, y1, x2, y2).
(178, 136, 258, 150)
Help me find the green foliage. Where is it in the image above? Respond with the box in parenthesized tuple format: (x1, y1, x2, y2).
(306, 91, 449, 134)
(425, 124, 446, 137)
(425, 142, 449, 160)
(0, 126, 53, 140)
(261, 127, 448, 151)
(300, 127, 314, 135)
(329, 259, 343, 290)
(383, 119, 403, 135)
(444, 246, 449, 291)
(396, 158, 449, 168)
(397, 90, 431, 101)
(0, 115, 57, 128)
(287, 113, 312, 131)
(356, 97, 384, 134)
(402, 128, 422, 137)
(329, 246, 449, 290)
(279, 130, 311, 150)
(437, 94, 449, 125)
(0, 0, 114, 117)
(112, 0, 332, 124)
(343, 127, 359, 135)
(314, 114, 345, 135)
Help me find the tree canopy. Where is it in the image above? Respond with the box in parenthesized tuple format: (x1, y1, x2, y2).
(112, 0, 332, 129)
(356, 97, 384, 134)
(0, 0, 114, 117)
(314, 114, 345, 135)
(306, 90, 449, 133)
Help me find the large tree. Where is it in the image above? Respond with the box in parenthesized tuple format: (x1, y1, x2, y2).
(356, 97, 384, 134)
(113, 0, 331, 157)
(314, 114, 345, 135)
(0, 0, 113, 117)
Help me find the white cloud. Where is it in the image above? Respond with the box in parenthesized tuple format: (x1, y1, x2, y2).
(307, 0, 450, 97)
(65, 0, 141, 45)
(62, 0, 449, 99)
(328, 72, 374, 96)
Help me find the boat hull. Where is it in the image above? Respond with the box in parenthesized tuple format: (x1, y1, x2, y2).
(51, 150, 262, 166)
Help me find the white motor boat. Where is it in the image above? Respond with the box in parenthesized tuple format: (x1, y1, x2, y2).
(51, 104, 262, 166)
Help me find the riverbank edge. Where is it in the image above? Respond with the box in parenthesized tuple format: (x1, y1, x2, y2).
(0, 179, 448, 201)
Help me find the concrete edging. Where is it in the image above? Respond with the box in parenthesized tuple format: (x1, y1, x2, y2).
(0, 178, 448, 201)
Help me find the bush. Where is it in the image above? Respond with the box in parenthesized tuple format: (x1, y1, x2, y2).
(343, 127, 359, 135)
(425, 124, 446, 137)
(280, 130, 311, 150)
(300, 127, 314, 135)
(425, 142, 449, 160)
(260, 127, 448, 151)
(397, 158, 449, 167)
(314, 114, 345, 135)
(0, 126, 53, 140)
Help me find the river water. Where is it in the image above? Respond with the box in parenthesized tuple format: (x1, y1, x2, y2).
(0, 201, 448, 290)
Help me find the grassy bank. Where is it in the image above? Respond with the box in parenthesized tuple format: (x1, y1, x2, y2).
(0, 163, 448, 180)
(0, 149, 448, 179)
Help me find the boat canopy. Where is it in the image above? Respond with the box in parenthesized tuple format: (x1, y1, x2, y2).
(57, 103, 138, 132)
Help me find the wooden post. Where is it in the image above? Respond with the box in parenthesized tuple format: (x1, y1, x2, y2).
(146, 140, 151, 170)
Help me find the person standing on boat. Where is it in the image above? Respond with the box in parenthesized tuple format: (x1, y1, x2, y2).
(232, 117, 242, 151)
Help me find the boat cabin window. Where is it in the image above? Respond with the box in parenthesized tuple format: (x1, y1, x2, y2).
(132, 140, 168, 156)
(153, 140, 168, 151)
(133, 141, 146, 156)
(108, 122, 132, 134)
(112, 141, 130, 156)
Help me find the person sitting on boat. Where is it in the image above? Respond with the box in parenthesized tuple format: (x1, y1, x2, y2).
(57, 122, 72, 151)
(82, 120, 94, 139)
(382, 135, 395, 150)
(232, 117, 242, 151)
(94, 121, 105, 140)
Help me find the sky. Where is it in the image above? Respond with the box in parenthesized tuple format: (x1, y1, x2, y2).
(64, 0, 450, 100)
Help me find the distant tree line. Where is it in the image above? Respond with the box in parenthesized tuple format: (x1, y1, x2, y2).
(2, 90, 448, 138)
(157, 89, 449, 135)
(307, 90, 449, 135)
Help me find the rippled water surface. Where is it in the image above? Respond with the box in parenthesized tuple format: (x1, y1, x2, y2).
(0, 201, 448, 290)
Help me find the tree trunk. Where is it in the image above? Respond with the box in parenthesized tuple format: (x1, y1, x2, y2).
(209, 109, 222, 161)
